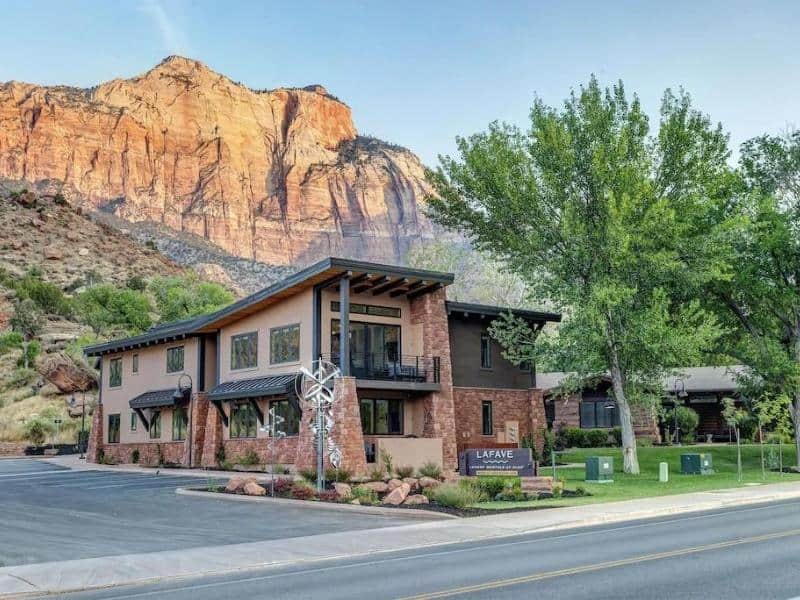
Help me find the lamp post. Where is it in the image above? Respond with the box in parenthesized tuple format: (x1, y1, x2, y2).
(69, 393, 88, 459)
(672, 379, 688, 445)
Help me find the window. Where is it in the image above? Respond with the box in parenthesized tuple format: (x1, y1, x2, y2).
(580, 398, 619, 429)
(132, 354, 139, 374)
(130, 411, 137, 431)
(230, 403, 257, 438)
(172, 406, 188, 441)
(331, 301, 401, 318)
(149, 411, 162, 439)
(109, 357, 122, 387)
(480, 333, 492, 369)
(231, 331, 258, 370)
(270, 324, 300, 364)
(108, 414, 120, 443)
(519, 360, 531, 373)
(332, 320, 400, 364)
(270, 399, 300, 436)
(166, 346, 184, 373)
(359, 398, 403, 435)
(482, 400, 493, 436)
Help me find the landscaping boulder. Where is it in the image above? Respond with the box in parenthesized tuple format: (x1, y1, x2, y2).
(43, 245, 62, 260)
(243, 481, 267, 496)
(349, 499, 361, 505)
(361, 481, 389, 494)
(38, 352, 97, 393)
(402, 477, 420, 491)
(225, 476, 255, 493)
(387, 478, 404, 491)
(382, 482, 411, 505)
(403, 494, 429, 505)
(332, 482, 352, 499)
(418, 476, 440, 489)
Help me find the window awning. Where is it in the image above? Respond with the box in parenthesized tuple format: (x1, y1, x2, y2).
(208, 373, 300, 402)
(129, 389, 186, 410)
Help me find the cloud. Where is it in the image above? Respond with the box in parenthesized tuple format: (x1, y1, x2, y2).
(139, 0, 190, 55)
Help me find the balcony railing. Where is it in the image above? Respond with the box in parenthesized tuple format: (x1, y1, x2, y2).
(323, 353, 440, 384)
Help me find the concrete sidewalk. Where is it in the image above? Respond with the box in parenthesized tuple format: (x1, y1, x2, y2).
(3, 481, 800, 597)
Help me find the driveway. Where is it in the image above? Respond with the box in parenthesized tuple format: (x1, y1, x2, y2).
(0, 458, 412, 567)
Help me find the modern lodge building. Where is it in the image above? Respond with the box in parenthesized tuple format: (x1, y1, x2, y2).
(84, 257, 562, 473)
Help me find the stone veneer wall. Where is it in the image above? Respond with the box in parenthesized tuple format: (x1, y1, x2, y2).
(102, 441, 186, 465)
(452, 387, 546, 455)
(87, 403, 104, 463)
(410, 288, 458, 471)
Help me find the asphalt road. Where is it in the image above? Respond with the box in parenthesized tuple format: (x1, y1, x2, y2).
(0, 458, 412, 567)
(45, 499, 800, 600)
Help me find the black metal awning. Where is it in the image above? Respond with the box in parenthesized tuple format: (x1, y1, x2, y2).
(129, 389, 186, 410)
(208, 373, 299, 402)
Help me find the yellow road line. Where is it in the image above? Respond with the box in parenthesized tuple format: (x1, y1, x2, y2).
(399, 528, 800, 599)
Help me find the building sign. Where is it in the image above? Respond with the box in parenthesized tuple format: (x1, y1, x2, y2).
(459, 448, 536, 476)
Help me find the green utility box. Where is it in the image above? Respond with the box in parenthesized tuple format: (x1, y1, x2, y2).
(681, 453, 714, 475)
(585, 456, 614, 483)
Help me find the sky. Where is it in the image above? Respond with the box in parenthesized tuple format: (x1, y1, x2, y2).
(1, 0, 798, 166)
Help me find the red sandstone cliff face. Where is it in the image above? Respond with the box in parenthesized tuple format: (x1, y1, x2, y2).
(0, 56, 432, 264)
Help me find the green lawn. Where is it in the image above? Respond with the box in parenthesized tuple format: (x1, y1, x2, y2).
(475, 443, 800, 510)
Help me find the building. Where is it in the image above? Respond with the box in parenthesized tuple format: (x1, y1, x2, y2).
(540, 366, 745, 442)
(84, 257, 561, 473)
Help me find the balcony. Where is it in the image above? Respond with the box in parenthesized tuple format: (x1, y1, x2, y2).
(323, 353, 441, 387)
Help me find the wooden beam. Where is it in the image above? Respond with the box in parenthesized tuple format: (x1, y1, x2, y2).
(390, 280, 426, 298)
(249, 398, 264, 426)
(211, 400, 229, 427)
(135, 408, 150, 430)
(334, 272, 369, 292)
(407, 282, 443, 300)
(372, 278, 408, 296)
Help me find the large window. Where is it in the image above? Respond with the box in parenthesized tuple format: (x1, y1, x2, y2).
(109, 357, 122, 388)
(580, 398, 619, 429)
(108, 414, 120, 443)
(231, 402, 257, 438)
(231, 331, 258, 370)
(332, 320, 400, 364)
(331, 301, 401, 318)
(270, 399, 300, 436)
(270, 324, 300, 364)
(480, 333, 492, 369)
(149, 411, 162, 439)
(481, 400, 493, 436)
(166, 346, 184, 373)
(360, 398, 403, 435)
(172, 406, 188, 441)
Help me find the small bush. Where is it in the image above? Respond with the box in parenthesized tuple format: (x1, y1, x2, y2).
(637, 437, 654, 447)
(290, 483, 317, 500)
(53, 192, 68, 206)
(272, 478, 294, 496)
(17, 340, 41, 368)
(610, 427, 622, 446)
(430, 482, 486, 509)
(10, 299, 44, 339)
(15, 272, 72, 317)
(540, 428, 555, 465)
(586, 429, 610, 448)
(5, 367, 37, 390)
(418, 461, 442, 480)
(766, 432, 793, 445)
(380, 448, 393, 476)
(238, 449, 261, 466)
(24, 417, 53, 446)
(0, 331, 24, 355)
(561, 427, 587, 448)
(395, 465, 414, 479)
(125, 275, 147, 291)
(574, 485, 587, 497)
(317, 489, 340, 502)
(215, 444, 226, 466)
(271, 463, 291, 475)
(352, 486, 379, 505)
(299, 468, 318, 483)
(131, 449, 140, 463)
(369, 467, 385, 481)
(475, 476, 517, 499)
(521, 432, 539, 463)
(665, 406, 700, 443)
(324, 468, 352, 483)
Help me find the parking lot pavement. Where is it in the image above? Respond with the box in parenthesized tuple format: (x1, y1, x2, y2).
(0, 459, 414, 568)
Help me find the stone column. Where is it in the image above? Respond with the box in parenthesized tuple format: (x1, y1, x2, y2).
(200, 401, 224, 467)
(528, 388, 546, 454)
(86, 403, 104, 463)
(187, 392, 210, 467)
(410, 288, 458, 472)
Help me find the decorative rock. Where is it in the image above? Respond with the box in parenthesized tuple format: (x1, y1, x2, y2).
(43, 245, 62, 259)
(243, 481, 267, 496)
(349, 499, 361, 505)
(403, 494, 429, 505)
(418, 476, 440, 489)
(402, 477, 419, 491)
(381, 482, 411, 505)
(224, 476, 255, 493)
(78, 247, 90, 256)
(38, 352, 97, 393)
(360, 481, 389, 494)
(387, 478, 404, 491)
(332, 482, 352, 499)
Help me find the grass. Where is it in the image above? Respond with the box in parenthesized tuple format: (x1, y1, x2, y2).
(475, 444, 800, 510)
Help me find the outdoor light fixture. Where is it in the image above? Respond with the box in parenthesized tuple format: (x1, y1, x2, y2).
(172, 373, 193, 401)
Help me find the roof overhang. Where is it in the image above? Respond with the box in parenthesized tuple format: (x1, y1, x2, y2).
(129, 389, 189, 410)
(208, 373, 300, 402)
(446, 301, 562, 324)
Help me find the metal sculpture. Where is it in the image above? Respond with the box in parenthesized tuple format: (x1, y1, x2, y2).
(296, 359, 342, 491)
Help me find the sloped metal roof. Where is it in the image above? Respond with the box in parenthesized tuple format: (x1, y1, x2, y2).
(129, 389, 182, 409)
(208, 373, 299, 401)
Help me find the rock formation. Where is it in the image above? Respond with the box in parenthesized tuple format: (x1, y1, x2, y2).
(0, 56, 433, 265)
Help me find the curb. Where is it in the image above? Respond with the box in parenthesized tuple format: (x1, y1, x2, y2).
(176, 487, 458, 520)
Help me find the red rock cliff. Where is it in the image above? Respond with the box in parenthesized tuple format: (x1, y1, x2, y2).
(0, 56, 432, 264)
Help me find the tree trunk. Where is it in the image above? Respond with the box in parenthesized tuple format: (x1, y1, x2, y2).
(793, 334, 800, 468)
(608, 343, 640, 475)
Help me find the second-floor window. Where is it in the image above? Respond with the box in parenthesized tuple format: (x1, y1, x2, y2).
(166, 346, 184, 373)
(109, 357, 122, 387)
(231, 332, 258, 370)
(270, 324, 300, 364)
(482, 400, 493, 436)
(480, 333, 492, 369)
(230, 402, 257, 438)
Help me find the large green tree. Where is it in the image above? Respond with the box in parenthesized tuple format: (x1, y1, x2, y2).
(427, 78, 725, 473)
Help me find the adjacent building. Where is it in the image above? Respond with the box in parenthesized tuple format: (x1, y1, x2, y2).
(85, 257, 561, 473)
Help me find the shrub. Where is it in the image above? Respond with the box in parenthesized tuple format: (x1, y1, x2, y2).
(766, 431, 793, 444)
(125, 275, 147, 291)
(131, 449, 140, 464)
(75, 284, 153, 335)
(0, 331, 23, 355)
(317, 489, 340, 503)
(351, 486, 379, 505)
(475, 476, 517, 499)
(299, 468, 318, 483)
(238, 449, 260, 466)
(272, 478, 294, 496)
(53, 192, 68, 206)
(586, 429, 610, 448)
(17, 340, 41, 368)
(148, 274, 233, 323)
(610, 427, 622, 446)
(666, 406, 699, 444)
(521, 432, 539, 463)
(430, 482, 486, 509)
(540, 428, 555, 465)
(15, 271, 72, 316)
(24, 417, 53, 446)
(145, 239, 158, 250)
(324, 468, 352, 483)
(5, 367, 37, 390)
(271, 463, 291, 475)
(561, 427, 588, 448)
(395, 465, 414, 479)
(290, 483, 317, 500)
(215, 444, 226, 466)
(10, 299, 44, 339)
(418, 461, 442, 480)
(575, 485, 587, 497)
(380, 448, 393, 476)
